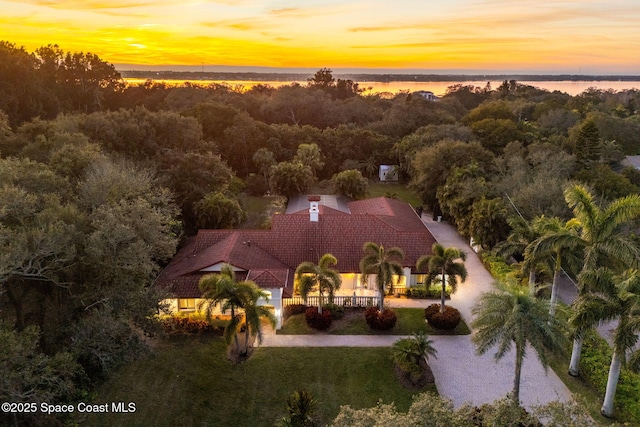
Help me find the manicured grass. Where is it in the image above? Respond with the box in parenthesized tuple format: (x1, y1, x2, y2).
(82, 336, 435, 427)
(367, 182, 422, 207)
(278, 308, 470, 336)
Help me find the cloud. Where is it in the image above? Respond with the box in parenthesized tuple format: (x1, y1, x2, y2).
(7, 0, 186, 9)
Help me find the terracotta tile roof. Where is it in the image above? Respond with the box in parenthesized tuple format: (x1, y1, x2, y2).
(155, 197, 435, 299)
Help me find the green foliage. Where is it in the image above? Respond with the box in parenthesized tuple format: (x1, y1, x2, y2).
(278, 390, 319, 427)
(390, 332, 437, 370)
(360, 242, 405, 311)
(70, 307, 149, 382)
(574, 164, 640, 200)
(331, 169, 369, 199)
(417, 242, 467, 313)
(480, 252, 518, 282)
(472, 282, 568, 403)
(0, 322, 84, 427)
(411, 139, 495, 209)
(572, 118, 602, 169)
(469, 196, 510, 250)
(194, 191, 246, 229)
(579, 330, 640, 423)
(270, 161, 314, 198)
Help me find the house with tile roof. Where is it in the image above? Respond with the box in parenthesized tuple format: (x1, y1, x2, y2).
(155, 195, 437, 328)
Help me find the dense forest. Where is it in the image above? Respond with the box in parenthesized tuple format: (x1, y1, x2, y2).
(2, 40, 640, 425)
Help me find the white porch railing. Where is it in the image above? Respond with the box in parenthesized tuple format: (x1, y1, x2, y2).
(284, 295, 379, 308)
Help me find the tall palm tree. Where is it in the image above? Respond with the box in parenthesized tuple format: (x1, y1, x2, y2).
(570, 268, 640, 417)
(199, 264, 255, 348)
(417, 242, 467, 314)
(532, 184, 640, 376)
(360, 242, 405, 311)
(472, 281, 568, 404)
(295, 253, 341, 314)
(241, 284, 277, 356)
(527, 216, 582, 316)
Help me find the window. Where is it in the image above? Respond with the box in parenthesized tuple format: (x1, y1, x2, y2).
(178, 298, 195, 311)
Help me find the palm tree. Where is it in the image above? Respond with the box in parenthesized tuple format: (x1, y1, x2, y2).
(570, 268, 640, 417)
(495, 215, 544, 295)
(360, 242, 405, 311)
(532, 184, 640, 376)
(390, 331, 438, 370)
(472, 281, 568, 404)
(527, 216, 582, 316)
(278, 390, 318, 427)
(241, 284, 277, 356)
(295, 253, 341, 314)
(199, 264, 255, 348)
(417, 242, 467, 314)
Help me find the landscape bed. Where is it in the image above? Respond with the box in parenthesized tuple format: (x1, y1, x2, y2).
(278, 307, 471, 335)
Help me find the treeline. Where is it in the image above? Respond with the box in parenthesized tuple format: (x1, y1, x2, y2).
(2, 41, 640, 425)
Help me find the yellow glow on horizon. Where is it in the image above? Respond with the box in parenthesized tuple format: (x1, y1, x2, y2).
(1, 0, 639, 73)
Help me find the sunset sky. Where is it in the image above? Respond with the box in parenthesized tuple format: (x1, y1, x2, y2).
(1, 0, 639, 74)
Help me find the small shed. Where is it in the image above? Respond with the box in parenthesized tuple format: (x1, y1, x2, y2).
(379, 165, 399, 182)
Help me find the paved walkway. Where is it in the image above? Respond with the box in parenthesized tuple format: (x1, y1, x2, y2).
(261, 216, 574, 410)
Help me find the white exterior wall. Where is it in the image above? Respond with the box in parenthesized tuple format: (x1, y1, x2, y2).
(261, 287, 283, 329)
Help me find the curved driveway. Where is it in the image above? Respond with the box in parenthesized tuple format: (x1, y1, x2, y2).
(261, 216, 573, 410)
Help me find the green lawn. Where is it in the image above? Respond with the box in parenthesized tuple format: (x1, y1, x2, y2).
(367, 182, 422, 207)
(278, 308, 470, 336)
(81, 336, 435, 427)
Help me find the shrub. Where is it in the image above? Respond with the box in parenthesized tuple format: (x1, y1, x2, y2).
(323, 303, 345, 319)
(406, 285, 451, 299)
(580, 329, 640, 423)
(480, 253, 517, 282)
(304, 307, 332, 330)
(427, 306, 461, 330)
(364, 306, 397, 330)
(161, 315, 222, 335)
(284, 304, 307, 319)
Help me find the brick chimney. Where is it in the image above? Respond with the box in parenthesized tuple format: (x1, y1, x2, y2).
(308, 195, 320, 222)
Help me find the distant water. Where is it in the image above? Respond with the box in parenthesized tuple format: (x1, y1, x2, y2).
(123, 78, 640, 97)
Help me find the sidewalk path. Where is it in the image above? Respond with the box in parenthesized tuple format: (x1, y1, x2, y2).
(262, 216, 574, 410)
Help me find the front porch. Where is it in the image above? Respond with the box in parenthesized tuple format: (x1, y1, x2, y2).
(284, 288, 380, 308)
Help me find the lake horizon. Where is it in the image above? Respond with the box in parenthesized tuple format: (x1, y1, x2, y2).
(123, 78, 640, 97)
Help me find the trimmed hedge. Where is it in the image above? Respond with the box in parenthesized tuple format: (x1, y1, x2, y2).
(426, 305, 461, 330)
(580, 329, 640, 423)
(405, 285, 450, 299)
(304, 307, 332, 330)
(364, 306, 397, 330)
(480, 253, 517, 282)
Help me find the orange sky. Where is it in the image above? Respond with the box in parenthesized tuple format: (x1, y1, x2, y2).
(1, 0, 639, 73)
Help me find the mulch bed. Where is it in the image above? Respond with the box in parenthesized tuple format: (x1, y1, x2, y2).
(394, 359, 435, 390)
